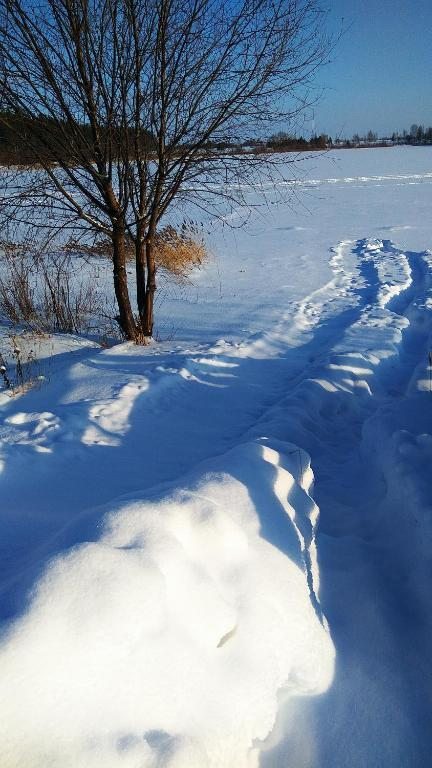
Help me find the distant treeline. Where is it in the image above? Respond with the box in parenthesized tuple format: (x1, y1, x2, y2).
(264, 132, 328, 151)
(0, 112, 329, 165)
(264, 124, 432, 152)
(0, 111, 155, 165)
(202, 132, 329, 153)
(348, 124, 432, 147)
(389, 124, 432, 145)
(1, 112, 431, 166)
(194, 124, 432, 154)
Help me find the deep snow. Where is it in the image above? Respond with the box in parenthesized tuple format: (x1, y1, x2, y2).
(1, 147, 432, 767)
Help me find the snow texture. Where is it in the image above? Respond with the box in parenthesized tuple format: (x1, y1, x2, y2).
(1, 147, 432, 767)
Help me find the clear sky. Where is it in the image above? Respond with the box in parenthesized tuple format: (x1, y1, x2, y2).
(308, 0, 432, 139)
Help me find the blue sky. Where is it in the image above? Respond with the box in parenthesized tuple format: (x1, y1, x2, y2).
(308, 0, 432, 138)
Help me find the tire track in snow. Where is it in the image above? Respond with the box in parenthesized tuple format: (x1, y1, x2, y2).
(240, 238, 372, 363)
(352, 240, 432, 398)
(294, 240, 360, 331)
(259, 237, 432, 767)
(382, 248, 432, 396)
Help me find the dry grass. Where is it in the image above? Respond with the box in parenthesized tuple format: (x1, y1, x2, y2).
(0, 245, 40, 329)
(0, 332, 48, 396)
(154, 225, 206, 278)
(0, 225, 207, 346)
(0, 243, 104, 336)
(66, 224, 207, 279)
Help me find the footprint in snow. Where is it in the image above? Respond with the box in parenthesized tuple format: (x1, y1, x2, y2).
(3, 411, 61, 448)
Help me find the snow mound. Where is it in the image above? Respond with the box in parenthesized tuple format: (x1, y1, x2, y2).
(0, 441, 334, 768)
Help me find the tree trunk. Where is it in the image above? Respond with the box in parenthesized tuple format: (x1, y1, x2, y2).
(112, 219, 137, 340)
(135, 233, 147, 330)
(142, 235, 156, 337)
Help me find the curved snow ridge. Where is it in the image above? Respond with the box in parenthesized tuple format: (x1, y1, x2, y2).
(359, 237, 412, 309)
(295, 239, 361, 332)
(258, 438, 325, 625)
(245, 239, 432, 476)
(412, 249, 432, 393)
(306, 239, 428, 398)
(233, 238, 363, 360)
(0, 440, 334, 768)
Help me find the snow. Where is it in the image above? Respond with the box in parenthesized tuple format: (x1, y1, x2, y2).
(0, 444, 333, 768)
(1, 146, 432, 766)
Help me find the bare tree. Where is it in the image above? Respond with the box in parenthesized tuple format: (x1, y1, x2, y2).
(0, 0, 330, 340)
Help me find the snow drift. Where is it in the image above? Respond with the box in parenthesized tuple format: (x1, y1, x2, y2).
(0, 441, 334, 768)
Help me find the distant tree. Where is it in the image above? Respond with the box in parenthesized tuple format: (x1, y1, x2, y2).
(352, 133, 360, 144)
(366, 130, 377, 143)
(310, 133, 327, 149)
(0, 0, 331, 340)
(267, 131, 295, 149)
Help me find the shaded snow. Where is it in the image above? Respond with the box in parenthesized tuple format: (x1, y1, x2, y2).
(0, 443, 333, 768)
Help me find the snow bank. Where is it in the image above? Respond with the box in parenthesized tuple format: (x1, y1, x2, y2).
(0, 441, 334, 768)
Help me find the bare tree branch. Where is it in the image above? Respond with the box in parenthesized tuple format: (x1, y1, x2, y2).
(0, 0, 332, 339)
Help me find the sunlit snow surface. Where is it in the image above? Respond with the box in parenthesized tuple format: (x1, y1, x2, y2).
(1, 147, 432, 767)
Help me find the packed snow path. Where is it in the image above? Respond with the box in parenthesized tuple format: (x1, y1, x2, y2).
(1, 146, 432, 767)
(258, 239, 432, 767)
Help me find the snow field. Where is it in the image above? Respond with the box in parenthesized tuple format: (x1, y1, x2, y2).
(1, 148, 432, 767)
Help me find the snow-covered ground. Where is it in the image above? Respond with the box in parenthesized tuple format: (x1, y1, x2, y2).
(1, 146, 432, 767)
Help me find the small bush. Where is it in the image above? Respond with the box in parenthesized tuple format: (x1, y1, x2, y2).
(0, 332, 46, 396)
(0, 242, 104, 335)
(66, 224, 207, 279)
(0, 246, 40, 328)
(0, 225, 207, 342)
(39, 252, 100, 334)
(154, 225, 206, 278)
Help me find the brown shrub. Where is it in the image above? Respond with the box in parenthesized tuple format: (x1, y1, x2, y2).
(154, 225, 206, 278)
(65, 224, 207, 279)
